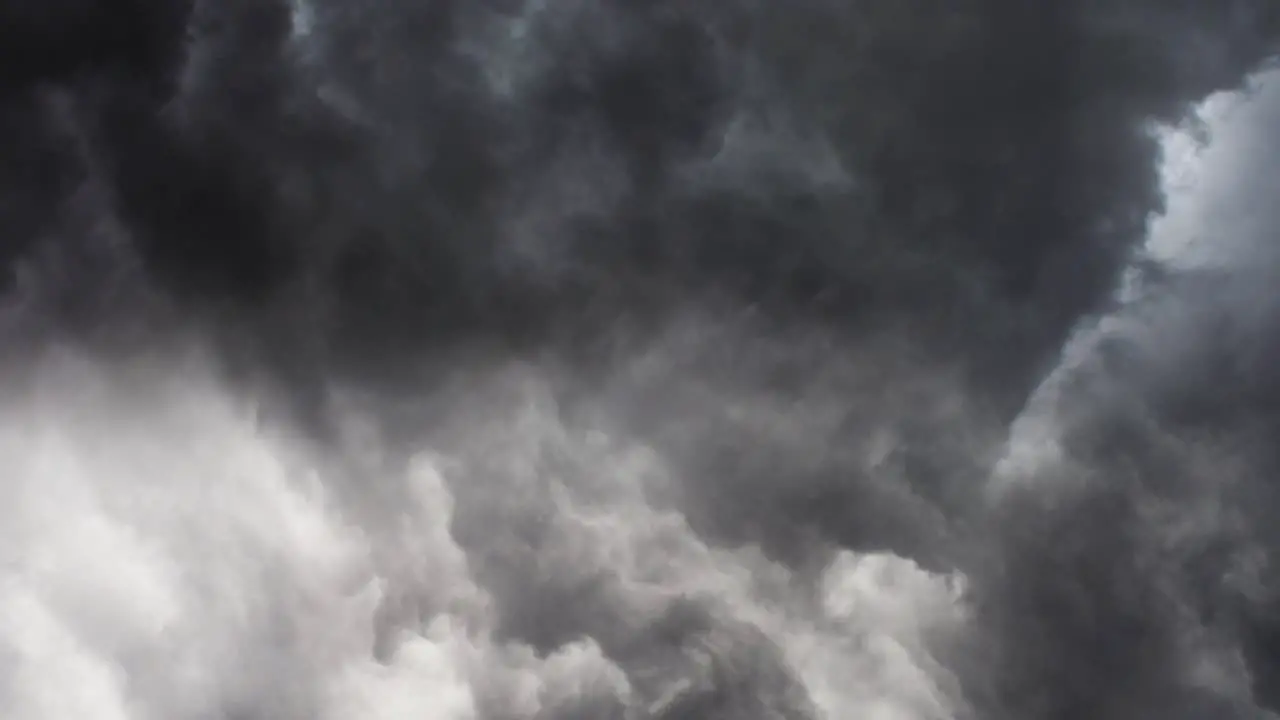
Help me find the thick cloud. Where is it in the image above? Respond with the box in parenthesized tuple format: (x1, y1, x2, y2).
(1, 2, 1280, 719)
(2, 0, 1274, 402)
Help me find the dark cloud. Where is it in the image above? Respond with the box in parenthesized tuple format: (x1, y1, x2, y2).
(3, 1, 1272, 400)
(2, 1, 1280, 719)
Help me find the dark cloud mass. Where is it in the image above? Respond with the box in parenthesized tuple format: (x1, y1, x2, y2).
(1, 1, 1280, 719)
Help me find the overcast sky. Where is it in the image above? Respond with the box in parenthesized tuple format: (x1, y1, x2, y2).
(0, 4, 1278, 720)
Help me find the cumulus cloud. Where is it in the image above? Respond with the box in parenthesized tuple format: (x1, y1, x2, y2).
(0, 347, 973, 719)
(1, 2, 1279, 719)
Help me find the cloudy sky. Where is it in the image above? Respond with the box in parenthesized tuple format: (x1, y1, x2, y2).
(0, 2, 1278, 719)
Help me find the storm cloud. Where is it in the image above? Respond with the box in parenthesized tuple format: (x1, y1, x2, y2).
(1, 1, 1279, 719)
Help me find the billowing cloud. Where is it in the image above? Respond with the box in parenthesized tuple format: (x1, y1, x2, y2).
(0, 2, 1278, 719)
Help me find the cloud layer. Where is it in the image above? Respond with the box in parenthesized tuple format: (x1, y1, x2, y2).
(0, 2, 1279, 719)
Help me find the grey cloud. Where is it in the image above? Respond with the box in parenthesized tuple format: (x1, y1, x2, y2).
(1, 2, 1280, 719)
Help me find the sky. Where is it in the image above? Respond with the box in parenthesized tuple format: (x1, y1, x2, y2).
(0, 2, 1278, 719)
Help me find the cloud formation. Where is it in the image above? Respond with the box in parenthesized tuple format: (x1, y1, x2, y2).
(0, 2, 1279, 719)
